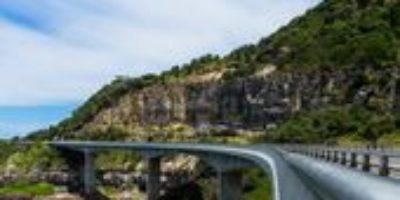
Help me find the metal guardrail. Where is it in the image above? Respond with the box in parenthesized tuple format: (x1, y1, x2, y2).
(282, 151, 400, 200)
(283, 145, 400, 178)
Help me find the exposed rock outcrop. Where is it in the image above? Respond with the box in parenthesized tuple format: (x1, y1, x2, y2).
(79, 68, 400, 134)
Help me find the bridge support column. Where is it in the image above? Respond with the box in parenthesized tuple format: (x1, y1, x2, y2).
(146, 157, 161, 200)
(199, 153, 253, 200)
(217, 170, 242, 200)
(83, 149, 96, 196)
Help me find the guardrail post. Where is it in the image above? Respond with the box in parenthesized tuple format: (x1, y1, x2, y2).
(314, 150, 318, 158)
(146, 157, 161, 200)
(319, 150, 324, 159)
(362, 154, 371, 172)
(379, 155, 390, 177)
(326, 150, 331, 161)
(350, 152, 357, 168)
(333, 151, 339, 163)
(304, 147, 308, 155)
(340, 152, 347, 165)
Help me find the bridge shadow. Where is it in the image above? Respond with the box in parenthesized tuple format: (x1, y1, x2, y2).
(67, 177, 111, 200)
(159, 182, 205, 200)
(84, 190, 110, 200)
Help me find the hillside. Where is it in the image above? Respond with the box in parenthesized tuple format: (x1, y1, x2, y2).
(29, 0, 400, 144)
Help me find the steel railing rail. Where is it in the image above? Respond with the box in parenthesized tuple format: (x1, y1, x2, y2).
(282, 151, 400, 200)
(284, 144, 400, 177)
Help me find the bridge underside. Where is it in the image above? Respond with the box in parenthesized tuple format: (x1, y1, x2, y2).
(50, 142, 400, 200)
(56, 146, 255, 200)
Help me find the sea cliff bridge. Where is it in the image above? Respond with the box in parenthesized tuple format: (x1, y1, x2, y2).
(46, 141, 400, 200)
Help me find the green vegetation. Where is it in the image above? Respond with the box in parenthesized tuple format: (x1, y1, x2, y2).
(95, 150, 140, 171)
(1, 143, 139, 173)
(377, 132, 400, 145)
(243, 168, 271, 200)
(0, 181, 55, 196)
(160, 54, 222, 79)
(4, 142, 65, 174)
(273, 105, 400, 145)
(29, 75, 161, 140)
(195, 168, 271, 200)
(256, 0, 400, 71)
(0, 141, 19, 171)
(98, 185, 143, 200)
(223, 0, 400, 76)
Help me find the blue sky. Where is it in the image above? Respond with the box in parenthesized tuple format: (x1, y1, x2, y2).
(0, 0, 321, 138)
(0, 105, 76, 138)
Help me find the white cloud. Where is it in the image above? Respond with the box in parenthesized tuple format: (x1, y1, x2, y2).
(0, 0, 321, 106)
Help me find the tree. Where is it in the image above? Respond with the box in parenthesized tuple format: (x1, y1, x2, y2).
(358, 114, 395, 143)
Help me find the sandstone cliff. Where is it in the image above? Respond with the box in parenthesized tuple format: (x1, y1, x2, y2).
(76, 68, 400, 136)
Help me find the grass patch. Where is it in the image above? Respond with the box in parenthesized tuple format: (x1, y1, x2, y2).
(98, 185, 120, 197)
(243, 168, 272, 200)
(336, 134, 368, 147)
(0, 181, 55, 196)
(378, 132, 400, 147)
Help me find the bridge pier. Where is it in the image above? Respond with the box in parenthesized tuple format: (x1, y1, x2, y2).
(146, 157, 161, 200)
(83, 149, 96, 197)
(217, 170, 243, 200)
(200, 153, 253, 200)
(54, 147, 100, 198)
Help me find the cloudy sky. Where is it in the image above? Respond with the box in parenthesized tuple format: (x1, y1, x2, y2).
(0, 0, 321, 138)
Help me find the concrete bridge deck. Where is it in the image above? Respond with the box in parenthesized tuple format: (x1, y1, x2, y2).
(48, 141, 400, 200)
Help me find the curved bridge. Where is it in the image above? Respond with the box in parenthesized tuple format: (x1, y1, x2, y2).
(48, 141, 400, 200)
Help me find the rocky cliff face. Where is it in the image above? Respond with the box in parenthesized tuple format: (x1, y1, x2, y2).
(79, 67, 400, 134)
